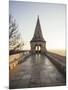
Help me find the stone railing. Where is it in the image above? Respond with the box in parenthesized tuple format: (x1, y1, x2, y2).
(9, 52, 31, 70)
(46, 52, 66, 77)
(9, 53, 23, 69)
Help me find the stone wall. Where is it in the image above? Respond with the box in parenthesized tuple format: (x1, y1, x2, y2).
(9, 52, 31, 70)
(46, 52, 66, 77)
(9, 53, 23, 69)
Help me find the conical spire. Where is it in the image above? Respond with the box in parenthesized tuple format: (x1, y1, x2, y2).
(31, 16, 45, 42)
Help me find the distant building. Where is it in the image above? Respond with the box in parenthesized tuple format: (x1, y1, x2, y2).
(30, 16, 46, 54)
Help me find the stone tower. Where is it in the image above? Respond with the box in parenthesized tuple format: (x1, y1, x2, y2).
(30, 16, 46, 54)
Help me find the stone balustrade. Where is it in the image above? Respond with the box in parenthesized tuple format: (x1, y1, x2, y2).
(9, 51, 31, 70)
(46, 52, 66, 76)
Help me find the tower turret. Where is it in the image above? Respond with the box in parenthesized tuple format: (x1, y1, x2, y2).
(30, 16, 46, 54)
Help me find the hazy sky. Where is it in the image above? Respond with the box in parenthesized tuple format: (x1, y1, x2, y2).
(9, 1, 66, 50)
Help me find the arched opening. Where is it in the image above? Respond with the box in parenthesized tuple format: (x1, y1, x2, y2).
(35, 45, 41, 53)
(39, 46, 41, 51)
(35, 46, 38, 51)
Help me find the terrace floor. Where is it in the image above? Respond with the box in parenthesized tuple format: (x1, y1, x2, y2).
(9, 54, 66, 89)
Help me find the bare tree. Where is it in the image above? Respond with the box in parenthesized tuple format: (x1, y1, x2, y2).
(9, 15, 23, 51)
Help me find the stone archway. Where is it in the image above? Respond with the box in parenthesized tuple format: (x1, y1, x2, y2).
(35, 45, 41, 53)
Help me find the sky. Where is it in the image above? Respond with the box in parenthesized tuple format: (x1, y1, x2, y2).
(9, 1, 66, 50)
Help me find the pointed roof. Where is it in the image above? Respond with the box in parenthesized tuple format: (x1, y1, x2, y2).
(31, 16, 45, 42)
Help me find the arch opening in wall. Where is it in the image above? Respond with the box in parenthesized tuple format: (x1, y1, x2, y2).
(35, 45, 41, 53)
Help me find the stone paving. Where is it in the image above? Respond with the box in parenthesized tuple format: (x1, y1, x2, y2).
(9, 54, 66, 89)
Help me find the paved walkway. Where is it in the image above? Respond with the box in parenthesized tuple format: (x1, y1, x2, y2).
(9, 54, 66, 89)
